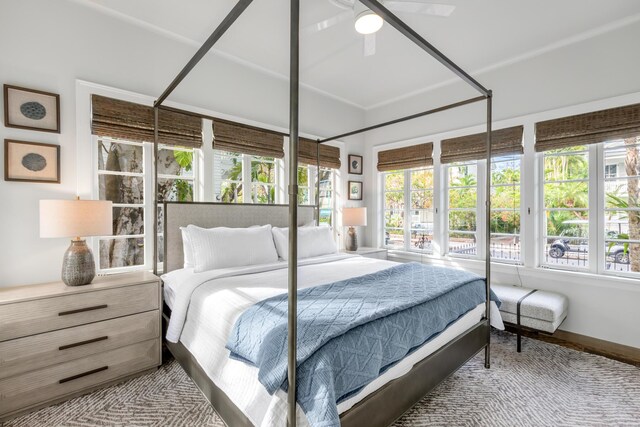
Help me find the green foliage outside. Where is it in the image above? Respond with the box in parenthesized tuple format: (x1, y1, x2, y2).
(172, 149, 194, 202)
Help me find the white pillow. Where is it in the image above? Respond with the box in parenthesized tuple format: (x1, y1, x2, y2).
(271, 226, 337, 260)
(187, 224, 279, 273)
(180, 227, 195, 269)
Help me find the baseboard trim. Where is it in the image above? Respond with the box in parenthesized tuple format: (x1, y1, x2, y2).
(504, 325, 640, 367)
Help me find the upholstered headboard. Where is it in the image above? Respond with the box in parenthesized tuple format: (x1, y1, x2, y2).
(163, 202, 316, 274)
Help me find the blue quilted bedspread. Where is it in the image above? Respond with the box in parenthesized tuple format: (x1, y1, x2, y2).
(226, 262, 496, 427)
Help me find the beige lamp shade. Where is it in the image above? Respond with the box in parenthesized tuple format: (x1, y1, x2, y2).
(343, 207, 367, 227)
(40, 199, 113, 238)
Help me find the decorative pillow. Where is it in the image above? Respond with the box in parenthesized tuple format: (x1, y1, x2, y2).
(187, 224, 279, 273)
(271, 226, 337, 261)
(180, 227, 195, 269)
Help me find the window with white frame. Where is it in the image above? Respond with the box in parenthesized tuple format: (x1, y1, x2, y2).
(214, 150, 244, 203)
(213, 151, 279, 204)
(319, 167, 334, 226)
(383, 170, 405, 250)
(603, 138, 640, 274)
(96, 137, 196, 271)
(541, 146, 590, 270)
(447, 161, 478, 257)
(298, 165, 312, 205)
(539, 139, 640, 276)
(382, 167, 434, 253)
(251, 156, 276, 204)
(298, 164, 335, 225)
(490, 155, 522, 262)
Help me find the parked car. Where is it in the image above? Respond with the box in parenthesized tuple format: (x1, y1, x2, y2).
(548, 220, 631, 264)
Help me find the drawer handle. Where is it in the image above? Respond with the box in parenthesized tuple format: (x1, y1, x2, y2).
(59, 366, 108, 384)
(58, 304, 108, 316)
(59, 336, 108, 351)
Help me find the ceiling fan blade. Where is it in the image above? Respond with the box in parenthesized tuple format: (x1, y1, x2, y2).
(364, 33, 376, 57)
(301, 10, 352, 37)
(385, 2, 456, 17)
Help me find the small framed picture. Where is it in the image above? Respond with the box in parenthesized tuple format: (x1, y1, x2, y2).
(348, 154, 363, 175)
(348, 180, 363, 201)
(4, 139, 60, 183)
(4, 85, 60, 133)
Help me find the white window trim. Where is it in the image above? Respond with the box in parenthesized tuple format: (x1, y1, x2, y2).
(371, 89, 640, 284)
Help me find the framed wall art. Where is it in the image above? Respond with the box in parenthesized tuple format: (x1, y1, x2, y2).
(348, 180, 363, 201)
(348, 154, 363, 175)
(4, 139, 60, 183)
(4, 84, 60, 133)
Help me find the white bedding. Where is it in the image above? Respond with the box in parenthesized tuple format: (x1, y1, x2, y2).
(163, 255, 503, 426)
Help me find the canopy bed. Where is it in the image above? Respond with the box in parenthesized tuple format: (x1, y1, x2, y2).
(150, 1, 496, 426)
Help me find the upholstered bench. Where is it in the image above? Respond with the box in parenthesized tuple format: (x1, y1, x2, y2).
(492, 285, 568, 352)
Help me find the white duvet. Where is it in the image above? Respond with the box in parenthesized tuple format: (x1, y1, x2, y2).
(163, 254, 503, 426)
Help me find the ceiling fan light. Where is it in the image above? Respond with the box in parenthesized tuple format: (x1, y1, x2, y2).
(354, 10, 383, 35)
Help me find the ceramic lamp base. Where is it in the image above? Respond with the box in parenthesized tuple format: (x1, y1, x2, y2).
(62, 239, 96, 286)
(345, 227, 358, 252)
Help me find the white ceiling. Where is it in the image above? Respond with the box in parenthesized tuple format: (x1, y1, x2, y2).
(80, 0, 640, 109)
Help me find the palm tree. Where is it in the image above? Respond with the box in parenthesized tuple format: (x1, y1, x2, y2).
(624, 138, 640, 271)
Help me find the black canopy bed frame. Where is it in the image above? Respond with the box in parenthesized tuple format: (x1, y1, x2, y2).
(152, 1, 494, 426)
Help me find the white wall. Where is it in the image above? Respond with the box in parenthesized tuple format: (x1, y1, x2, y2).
(0, 0, 365, 287)
(360, 19, 640, 348)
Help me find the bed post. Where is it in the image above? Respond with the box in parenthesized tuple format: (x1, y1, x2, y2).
(484, 91, 493, 369)
(153, 106, 159, 276)
(288, 0, 300, 425)
(316, 140, 321, 225)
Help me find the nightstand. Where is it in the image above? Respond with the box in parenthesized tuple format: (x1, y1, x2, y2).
(0, 271, 161, 421)
(343, 247, 388, 260)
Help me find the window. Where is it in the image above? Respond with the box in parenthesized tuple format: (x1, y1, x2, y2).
(409, 168, 435, 254)
(96, 137, 196, 271)
(319, 168, 334, 226)
(383, 171, 405, 250)
(298, 165, 311, 205)
(382, 167, 434, 253)
(298, 165, 335, 225)
(157, 145, 195, 265)
(97, 138, 145, 271)
(214, 151, 280, 204)
(604, 138, 640, 274)
(490, 155, 522, 262)
(541, 146, 590, 269)
(251, 156, 276, 204)
(214, 150, 243, 203)
(447, 161, 478, 257)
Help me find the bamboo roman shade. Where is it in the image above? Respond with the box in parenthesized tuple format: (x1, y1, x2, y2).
(298, 138, 341, 169)
(377, 142, 433, 172)
(91, 95, 203, 148)
(440, 126, 524, 164)
(213, 119, 285, 158)
(535, 103, 640, 152)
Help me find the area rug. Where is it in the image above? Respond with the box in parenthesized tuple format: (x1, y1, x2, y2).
(4, 331, 639, 427)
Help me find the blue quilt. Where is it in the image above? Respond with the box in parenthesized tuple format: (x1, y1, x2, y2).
(226, 262, 497, 427)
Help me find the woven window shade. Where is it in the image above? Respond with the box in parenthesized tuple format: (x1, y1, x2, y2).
(91, 95, 203, 148)
(535, 103, 640, 152)
(440, 126, 524, 164)
(213, 119, 285, 158)
(298, 138, 341, 169)
(377, 143, 433, 172)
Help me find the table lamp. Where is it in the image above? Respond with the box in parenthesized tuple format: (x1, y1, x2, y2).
(343, 207, 367, 252)
(40, 198, 112, 286)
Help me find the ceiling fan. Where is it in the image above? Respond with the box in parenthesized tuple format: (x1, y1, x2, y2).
(303, 0, 455, 57)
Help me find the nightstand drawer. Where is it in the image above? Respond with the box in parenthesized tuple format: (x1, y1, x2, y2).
(0, 282, 159, 342)
(0, 310, 159, 379)
(0, 339, 159, 417)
